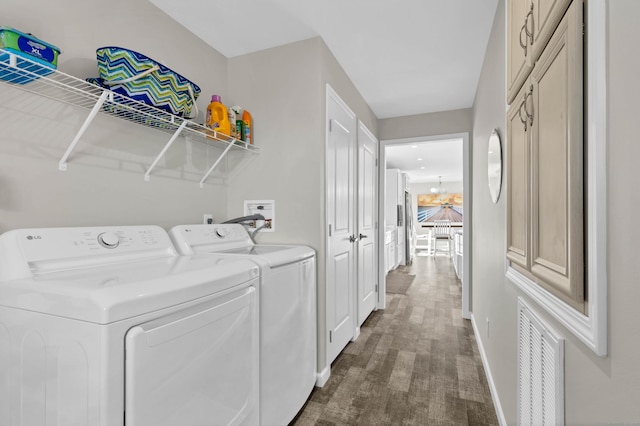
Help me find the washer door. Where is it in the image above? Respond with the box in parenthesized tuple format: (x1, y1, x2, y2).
(125, 285, 258, 426)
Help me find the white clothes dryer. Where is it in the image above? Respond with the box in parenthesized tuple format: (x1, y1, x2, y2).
(169, 224, 317, 426)
(0, 225, 260, 426)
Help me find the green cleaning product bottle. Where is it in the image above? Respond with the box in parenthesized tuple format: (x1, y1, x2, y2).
(236, 119, 245, 142)
(227, 106, 237, 138)
(230, 106, 243, 140)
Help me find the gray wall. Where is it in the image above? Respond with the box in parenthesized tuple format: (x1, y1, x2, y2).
(0, 0, 231, 231)
(470, 0, 518, 422)
(471, 0, 640, 424)
(379, 108, 473, 141)
(226, 38, 324, 243)
(320, 42, 379, 135)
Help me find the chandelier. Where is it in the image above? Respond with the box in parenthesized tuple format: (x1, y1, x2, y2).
(430, 176, 447, 195)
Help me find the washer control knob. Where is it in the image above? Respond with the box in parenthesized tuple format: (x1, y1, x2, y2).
(97, 232, 119, 249)
(215, 228, 228, 238)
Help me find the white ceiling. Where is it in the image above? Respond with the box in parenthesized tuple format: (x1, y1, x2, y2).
(385, 139, 463, 183)
(149, 0, 498, 119)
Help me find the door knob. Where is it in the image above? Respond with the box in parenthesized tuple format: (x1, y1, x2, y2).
(349, 235, 357, 243)
(359, 233, 368, 240)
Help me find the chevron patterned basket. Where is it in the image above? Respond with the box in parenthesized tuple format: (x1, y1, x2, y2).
(91, 46, 201, 118)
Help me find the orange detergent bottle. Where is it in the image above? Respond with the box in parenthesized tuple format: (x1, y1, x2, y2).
(205, 95, 230, 136)
(242, 109, 252, 144)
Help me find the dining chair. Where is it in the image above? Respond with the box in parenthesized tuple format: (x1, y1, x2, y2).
(415, 230, 432, 255)
(433, 220, 452, 256)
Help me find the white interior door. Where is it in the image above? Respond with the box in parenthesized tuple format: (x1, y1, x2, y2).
(326, 86, 356, 365)
(357, 121, 378, 327)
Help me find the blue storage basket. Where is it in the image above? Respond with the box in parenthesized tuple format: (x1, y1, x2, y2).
(0, 27, 61, 84)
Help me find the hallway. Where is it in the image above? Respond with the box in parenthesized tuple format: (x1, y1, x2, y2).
(291, 255, 498, 425)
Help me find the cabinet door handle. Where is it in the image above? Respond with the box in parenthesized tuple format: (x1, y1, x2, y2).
(359, 233, 368, 240)
(524, 84, 534, 126)
(518, 100, 528, 131)
(519, 23, 528, 56)
(349, 234, 358, 243)
(524, 3, 535, 45)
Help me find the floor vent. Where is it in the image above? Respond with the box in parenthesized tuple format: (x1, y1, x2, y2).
(518, 298, 564, 426)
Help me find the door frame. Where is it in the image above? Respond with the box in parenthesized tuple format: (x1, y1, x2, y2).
(378, 132, 471, 319)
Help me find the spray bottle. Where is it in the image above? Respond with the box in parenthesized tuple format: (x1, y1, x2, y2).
(230, 106, 243, 141)
(242, 109, 253, 144)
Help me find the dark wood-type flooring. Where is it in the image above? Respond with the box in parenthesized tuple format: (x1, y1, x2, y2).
(291, 254, 498, 426)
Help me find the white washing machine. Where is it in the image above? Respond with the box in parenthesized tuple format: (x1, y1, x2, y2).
(169, 224, 316, 426)
(0, 225, 260, 426)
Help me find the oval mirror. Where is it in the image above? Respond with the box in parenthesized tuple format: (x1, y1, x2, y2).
(488, 129, 502, 203)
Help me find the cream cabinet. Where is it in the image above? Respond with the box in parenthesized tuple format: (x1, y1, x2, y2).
(530, 0, 584, 309)
(507, 0, 533, 104)
(529, 0, 574, 62)
(506, 0, 585, 312)
(507, 0, 572, 103)
(506, 81, 531, 270)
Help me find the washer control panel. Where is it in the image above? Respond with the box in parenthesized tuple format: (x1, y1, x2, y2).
(169, 224, 252, 254)
(5, 226, 173, 263)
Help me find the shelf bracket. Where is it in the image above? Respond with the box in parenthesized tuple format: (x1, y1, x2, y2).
(58, 90, 110, 171)
(199, 140, 235, 188)
(144, 120, 188, 181)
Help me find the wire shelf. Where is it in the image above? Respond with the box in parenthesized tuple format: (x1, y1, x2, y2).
(0, 48, 258, 185)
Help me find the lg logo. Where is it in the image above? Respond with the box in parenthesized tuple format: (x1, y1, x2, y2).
(26, 235, 42, 240)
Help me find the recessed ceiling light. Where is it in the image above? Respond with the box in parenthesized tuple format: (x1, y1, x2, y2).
(411, 145, 418, 148)
(417, 158, 423, 161)
(420, 167, 425, 169)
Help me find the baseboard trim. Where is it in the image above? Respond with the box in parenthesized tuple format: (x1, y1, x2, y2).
(471, 313, 508, 426)
(315, 365, 331, 387)
(352, 326, 361, 341)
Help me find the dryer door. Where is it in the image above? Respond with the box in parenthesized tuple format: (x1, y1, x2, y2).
(125, 285, 258, 426)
